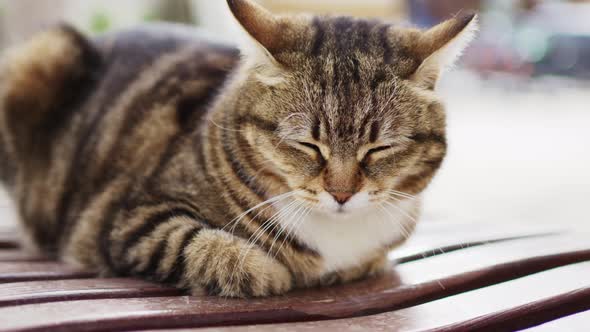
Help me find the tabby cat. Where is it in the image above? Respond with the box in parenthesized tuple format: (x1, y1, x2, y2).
(0, 0, 477, 297)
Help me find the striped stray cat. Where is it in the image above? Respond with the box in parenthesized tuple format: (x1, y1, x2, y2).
(0, 0, 477, 297)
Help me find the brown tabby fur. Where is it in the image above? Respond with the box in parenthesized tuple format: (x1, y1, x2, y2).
(0, 0, 476, 297)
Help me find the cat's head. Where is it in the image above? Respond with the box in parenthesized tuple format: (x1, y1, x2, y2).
(227, 0, 477, 214)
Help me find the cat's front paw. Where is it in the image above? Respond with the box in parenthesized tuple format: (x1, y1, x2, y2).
(184, 229, 292, 298)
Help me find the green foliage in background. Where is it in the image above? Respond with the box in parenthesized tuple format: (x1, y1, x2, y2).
(142, 11, 161, 23)
(90, 11, 112, 34)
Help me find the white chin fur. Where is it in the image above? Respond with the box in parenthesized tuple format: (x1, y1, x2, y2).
(278, 194, 418, 273)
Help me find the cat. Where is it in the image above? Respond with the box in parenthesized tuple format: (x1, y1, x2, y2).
(0, 0, 477, 297)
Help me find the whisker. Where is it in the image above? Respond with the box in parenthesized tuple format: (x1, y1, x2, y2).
(377, 204, 412, 239)
(236, 199, 301, 271)
(246, 199, 300, 249)
(237, 200, 297, 269)
(222, 191, 297, 233)
(273, 205, 313, 261)
(385, 189, 417, 200)
(383, 200, 418, 223)
(231, 199, 301, 281)
(267, 203, 307, 258)
(381, 200, 417, 236)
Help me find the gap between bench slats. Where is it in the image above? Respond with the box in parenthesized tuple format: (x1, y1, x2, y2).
(0, 233, 19, 249)
(390, 223, 563, 261)
(394, 233, 557, 264)
(0, 236, 588, 332)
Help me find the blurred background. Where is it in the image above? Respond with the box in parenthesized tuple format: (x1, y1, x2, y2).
(0, 0, 588, 232)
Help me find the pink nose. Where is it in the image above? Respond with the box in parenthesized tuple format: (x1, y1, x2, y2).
(330, 192, 353, 205)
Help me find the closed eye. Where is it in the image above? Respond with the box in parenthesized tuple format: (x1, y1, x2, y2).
(297, 141, 323, 155)
(366, 145, 393, 156)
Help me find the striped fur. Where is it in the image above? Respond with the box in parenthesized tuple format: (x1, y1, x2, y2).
(0, 1, 477, 297)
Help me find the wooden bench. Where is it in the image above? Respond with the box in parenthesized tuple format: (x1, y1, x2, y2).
(0, 222, 588, 331)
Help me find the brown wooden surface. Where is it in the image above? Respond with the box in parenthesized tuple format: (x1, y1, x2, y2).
(0, 224, 588, 332)
(524, 310, 590, 331)
(0, 279, 183, 307)
(0, 262, 96, 283)
(0, 250, 47, 262)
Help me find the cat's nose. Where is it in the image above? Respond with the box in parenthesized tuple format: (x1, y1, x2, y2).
(330, 192, 353, 205)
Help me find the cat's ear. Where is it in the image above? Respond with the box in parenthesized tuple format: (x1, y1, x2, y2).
(227, 0, 280, 53)
(227, 0, 286, 84)
(411, 13, 478, 89)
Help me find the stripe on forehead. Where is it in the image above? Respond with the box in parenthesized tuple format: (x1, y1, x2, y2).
(309, 16, 384, 56)
(369, 121, 381, 143)
(317, 82, 380, 142)
(304, 16, 404, 144)
(310, 17, 325, 56)
(312, 117, 321, 140)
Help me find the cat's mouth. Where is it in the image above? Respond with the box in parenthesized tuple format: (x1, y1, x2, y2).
(306, 191, 374, 215)
(290, 190, 393, 217)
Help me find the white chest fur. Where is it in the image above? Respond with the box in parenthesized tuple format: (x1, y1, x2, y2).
(279, 198, 418, 274)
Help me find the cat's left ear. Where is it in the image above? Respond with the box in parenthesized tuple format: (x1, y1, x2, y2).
(411, 13, 478, 89)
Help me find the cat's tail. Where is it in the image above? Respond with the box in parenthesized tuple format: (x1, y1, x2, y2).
(0, 24, 101, 182)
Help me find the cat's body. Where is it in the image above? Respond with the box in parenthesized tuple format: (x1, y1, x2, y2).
(0, 0, 476, 297)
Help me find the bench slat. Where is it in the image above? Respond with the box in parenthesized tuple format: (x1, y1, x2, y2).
(523, 309, 590, 331)
(427, 287, 590, 332)
(0, 250, 47, 262)
(0, 278, 183, 307)
(0, 262, 95, 283)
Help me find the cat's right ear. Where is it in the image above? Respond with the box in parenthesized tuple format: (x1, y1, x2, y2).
(227, 0, 280, 53)
(227, 0, 286, 84)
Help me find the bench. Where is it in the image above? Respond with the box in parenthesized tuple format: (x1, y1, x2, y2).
(0, 222, 588, 331)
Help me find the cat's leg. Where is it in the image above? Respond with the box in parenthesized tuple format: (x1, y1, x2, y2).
(90, 204, 293, 298)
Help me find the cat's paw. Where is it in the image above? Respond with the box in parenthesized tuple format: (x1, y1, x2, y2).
(184, 229, 292, 298)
